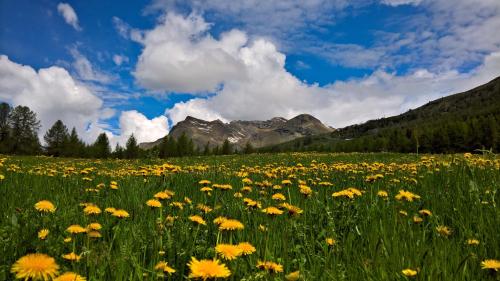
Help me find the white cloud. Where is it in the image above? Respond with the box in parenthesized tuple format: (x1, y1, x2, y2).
(142, 14, 500, 129)
(57, 3, 81, 31)
(112, 110, 169, 146)
(70, 47, 114, 83)
(134, 13, 247, 93)
(112, 54, 129, 66)
(380, 0, 422, 6)
(0, 55, 169, 147)
(0, 55, 104, 142)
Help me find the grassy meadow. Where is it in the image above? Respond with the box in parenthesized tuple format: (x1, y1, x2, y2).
(0, 152, 499, 280)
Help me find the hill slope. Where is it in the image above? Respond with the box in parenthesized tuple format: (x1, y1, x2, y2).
(139, 114, 334, 150)
(262, 76, 500, 153)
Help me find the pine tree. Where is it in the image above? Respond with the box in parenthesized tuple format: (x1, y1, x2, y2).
(92, 133, 111, 158)
(221, 139, 232, 155)
(8, 105, 41, 154)
(125, 134, 139, 159)
(114, 144, 124, 159)
(66, 127, 85, 157)
(44, 120, 69, 156)
(244, 142, 254, 154)
(203, 142, 210, 155)
(0, 102, 12, 153)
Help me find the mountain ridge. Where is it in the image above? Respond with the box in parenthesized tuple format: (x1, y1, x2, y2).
(139, 113, 334, 150)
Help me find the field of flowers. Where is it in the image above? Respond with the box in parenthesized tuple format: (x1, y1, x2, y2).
(0, 152, 499, 280)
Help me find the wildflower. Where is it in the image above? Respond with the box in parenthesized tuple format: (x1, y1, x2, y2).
(481, 259, 500, 271)
(418, 209, 432, 216)
(395, 190, 421, 202)
(273, 185, 282, 190)
(196, 204, 212, 213)
(104, 207, 116, 213)
(200, 187, 213, 193)
(399, 211, 408, 216)
(154, 261, 176, 274)
(62, 252, 81, 262)
(413, 216, 423, 224)
(279, 203, 303, 216)
(184, 197, 192, 204)
(256, 261, 284, 273)
(11, 253, 59, 280)
(233, 192, 243, 198)
(213, 216, 228, 225)
(111, 209, 130, 218)
(258, 224, 267, 232)
(285, 271, 300, 281)
(154, 191, 171, 200)
(326, 238, 336, 246)
(436, 225, 452, 237)
(87, 222, 102, 231)
(188, 257, 231, 279)
(198, 180, 211, 185)
(262, 207, 284, 215)
(38, 229, 49, 240)
(146, 199, 162, 208)
(377, 191, 388, 198)
(54, 272, 86, 281)
(332, 188, 362, 199)
(272, 193, 286, 201)
(189, 215, 206, 225)
(83, 205, 101, 215)
(63, 237, 72, 243)
(34, 200, 56, 213)
(401, 268, 417, 277)
(282, 179, 292, 185)
(467, 239, 480, 245)
(219, 219, 244, 231)
(299, 185, 313, 196)
(66, 225, 87, 234)
(215, 244, 243, 260)
(237, 242, 256, 255)
(87, 231, 102, 238)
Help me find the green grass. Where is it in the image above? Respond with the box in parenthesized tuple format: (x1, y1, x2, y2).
(0, 153, 499, 280)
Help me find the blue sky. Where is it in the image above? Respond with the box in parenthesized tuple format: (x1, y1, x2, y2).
(1, 0, 499, 145)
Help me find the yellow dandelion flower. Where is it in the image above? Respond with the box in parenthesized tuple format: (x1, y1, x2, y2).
(83, 205, 101, 215)
(219, 219, 244, 231)
(111, 209, 130, 218)
(215, 244, 243, 260)
(62, 252, 81, 262)
(66, 225, 87, 234)
(285, 271, 300, 281)
(436, 225, 452, 237)
(395, 190, 421, 202)
(38, 229, 49, 240)
(87, 231, 102, 238)
(481, 259, 500, 271)
(418, 209, 432, 216)
(402, 268, 417, 277)
(272, 193, 286, 201)
(154, 261, 176, 274)
(237, 242, 256, 255)
(104, 207, 116, 213)
(198, 180, 211, 185)
(256, 261, 283, 273)
(467, 239, 480, 245)
(34, 200, 56, 213)
(413, 216, 423, 224)
(54, 272, 86, 281)
(11, 253, 59, 280)
(377, 190, 388, 198)
(87, 223, 102, 231)
(154, 191, 171, 200)
(63, 237, 72, 243)
(146, 199, 162, 208)
(189, 215, 206, 225)
(326, 238, 336, 246)
(262, 207, 284, 215)
(188, 257, 231, 279)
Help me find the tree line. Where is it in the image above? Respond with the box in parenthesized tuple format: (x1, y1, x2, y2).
(0, 102, 254, 159)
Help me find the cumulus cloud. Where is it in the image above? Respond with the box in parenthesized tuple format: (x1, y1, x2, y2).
(112, 110, 169, 146)
(134, 13, 247, 93)
(0, 55, 168, 146)
(57, 3, 81, 31)
(0, 55, 104, 142)
(136, 13, 500, 128)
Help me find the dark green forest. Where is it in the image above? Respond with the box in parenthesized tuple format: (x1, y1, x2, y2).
(261, 76, 500, 154)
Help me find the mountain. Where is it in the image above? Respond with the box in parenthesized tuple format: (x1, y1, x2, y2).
(139, 114, 334, 150)
(262, 76, 500, 153)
